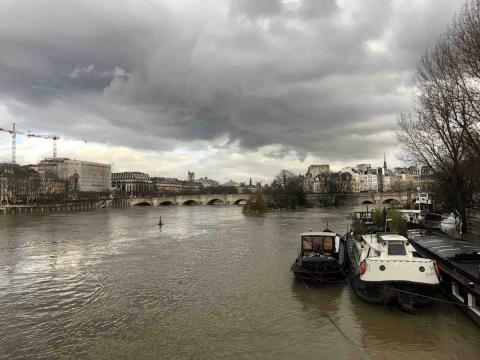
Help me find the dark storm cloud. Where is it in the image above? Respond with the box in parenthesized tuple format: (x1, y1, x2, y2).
(0, 0, 466, 163)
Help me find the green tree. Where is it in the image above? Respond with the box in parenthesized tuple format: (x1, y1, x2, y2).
(372, 207, 384, 227)
(388, 209, 408, 236)
(243, 191, 268, 214)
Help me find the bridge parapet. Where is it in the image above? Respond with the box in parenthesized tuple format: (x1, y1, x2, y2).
(129, 194, 250, 206)
(307, 192, 412, 206)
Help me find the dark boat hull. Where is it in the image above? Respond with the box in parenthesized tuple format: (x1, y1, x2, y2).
(409, 236, 480, 326)
(349, 276, 437, 312)
(344, 234, 437, 312)
(291, 258, 345, 284)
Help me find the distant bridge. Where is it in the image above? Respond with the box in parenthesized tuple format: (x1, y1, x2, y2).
(128, 194, 250, 206)
(307, 192, 412, 206)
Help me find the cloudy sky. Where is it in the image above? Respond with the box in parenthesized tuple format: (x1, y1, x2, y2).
(0, 0, 465, 183)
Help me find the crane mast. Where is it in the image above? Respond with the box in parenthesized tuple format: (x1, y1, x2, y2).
(0, 123, 89, 161)
(0, 122, 25, 164)
(12, 122, 16, 164)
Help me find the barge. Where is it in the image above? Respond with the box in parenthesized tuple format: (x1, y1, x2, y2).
(408, 231, 480, 325)
(345, 232, 440, 313)
(291, 229, 345, 284)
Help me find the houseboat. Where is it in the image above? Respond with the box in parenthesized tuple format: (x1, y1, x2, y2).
(398, 209, 422, 226)
(291, 229, 345, 284)
(345, 232, 440, 312)
(408, 230, 480, 326)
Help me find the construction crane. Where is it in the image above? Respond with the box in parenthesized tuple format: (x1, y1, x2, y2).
(0, 122, 90, 163)
(0, 123, 25, 164)
(26, 133, 88, 159)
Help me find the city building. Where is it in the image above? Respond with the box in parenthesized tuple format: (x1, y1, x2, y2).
(111, 172, 152, 196)
(36, 169, 66, 199)
(222, 180, 240, 188)
(0, 163, 40, 204)
(356, 164, 371, 172)
(151, 177, 183, 194)
(151, 176, 202, 194)
(197, 177, 220, 188)
(36, 158, 111, 193)
(303, 164, 331, 193)
(307, 165, 330, 177)
(303, 159, 430, 194)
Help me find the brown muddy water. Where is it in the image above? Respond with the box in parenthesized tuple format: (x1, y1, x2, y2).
(0, 206, 479, 359)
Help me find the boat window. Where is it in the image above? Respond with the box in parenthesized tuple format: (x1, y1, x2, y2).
(467, 293, 480, 316)
(324, 238, 333, 251)
(302, 235, 335, 253)
(387, 242, 406, 256)
(302, 237, 312, 250)
(452, 283, 465, 303)
(312, 236, 324, 249)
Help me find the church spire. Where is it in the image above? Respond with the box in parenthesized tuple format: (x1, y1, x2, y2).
(383, 151, 387, 171)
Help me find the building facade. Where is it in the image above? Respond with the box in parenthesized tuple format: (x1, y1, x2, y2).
(197, 177, 220, 188)
(112, 172, 152, 196)
(0, 163, 40, 204)
(37, 158, 111, 193)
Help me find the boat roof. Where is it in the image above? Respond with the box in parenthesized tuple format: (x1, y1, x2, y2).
(398, 209, 421, 214)
(409, 232, 480, 280)
(409, 233, 480, 259)
(373, 234, 408, 242)
(301, 231, 336, 237)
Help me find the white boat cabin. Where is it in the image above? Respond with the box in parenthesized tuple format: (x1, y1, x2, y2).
(398, 209, 422, 224)
(300, 231, 340, 257)
(353, 233, 439, 284)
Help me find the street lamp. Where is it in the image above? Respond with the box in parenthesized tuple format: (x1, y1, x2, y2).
(417, 186, 421, 212)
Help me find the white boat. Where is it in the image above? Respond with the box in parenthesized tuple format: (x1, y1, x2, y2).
(415, 192, 432, 206)
(345, 232, 440, 312)
(398, 209, 422, 224)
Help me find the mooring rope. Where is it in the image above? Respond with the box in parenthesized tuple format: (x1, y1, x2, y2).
(383, 285, 471, 307)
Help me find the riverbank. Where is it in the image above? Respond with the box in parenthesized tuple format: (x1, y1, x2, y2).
(0, 198, 130, 215)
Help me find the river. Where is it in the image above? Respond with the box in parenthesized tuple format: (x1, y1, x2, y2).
(0, 206, 479, 359)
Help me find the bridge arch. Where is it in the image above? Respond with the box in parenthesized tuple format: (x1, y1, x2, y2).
(207, 198, 226, 205)
(382, 198, 401, 205)
(361, 200, 375, 205)
(182, 199, 199, 205)
(159, 200, 175, 206)
(133, 201, 153, 206)
(233, 198, 248, 205)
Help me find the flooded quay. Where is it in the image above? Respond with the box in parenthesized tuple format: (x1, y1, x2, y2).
(0, 206, 479, 359)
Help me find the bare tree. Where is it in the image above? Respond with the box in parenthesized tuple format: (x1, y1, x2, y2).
(396, 1, 480, 231)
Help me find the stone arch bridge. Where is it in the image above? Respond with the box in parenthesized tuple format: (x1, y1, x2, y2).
(129, 194, 250, 206)
(350, 192, 412, 206)
(306, 191, 412, 206)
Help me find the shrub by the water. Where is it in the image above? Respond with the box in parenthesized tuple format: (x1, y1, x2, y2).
(243, 192, 269, 214)
(388, 209, 408, 236)
(352, 219, 364, 240)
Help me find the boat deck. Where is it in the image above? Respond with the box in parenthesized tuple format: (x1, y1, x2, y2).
(409, 233, 480, 281)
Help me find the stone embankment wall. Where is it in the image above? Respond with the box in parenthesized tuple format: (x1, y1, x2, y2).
(0, 199, 129, 215)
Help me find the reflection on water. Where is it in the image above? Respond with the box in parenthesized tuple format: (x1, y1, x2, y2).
(0, 206, 479, 359)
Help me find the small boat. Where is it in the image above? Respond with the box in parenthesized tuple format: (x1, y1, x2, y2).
(291, 229, 346, 284)
(345, 232, 440, 312)
(408, 230, 480, 326)
(398, 209, 423, 226)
